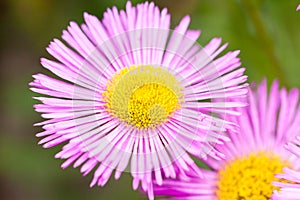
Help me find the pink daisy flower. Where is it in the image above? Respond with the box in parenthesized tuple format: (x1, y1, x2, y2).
(272, 137, 300, 200)
(30, 1, 247, 199)
(297, 4, 300, 11)
(153, 79, 300, 200)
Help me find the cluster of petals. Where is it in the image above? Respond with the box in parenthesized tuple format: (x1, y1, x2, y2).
(30, 1, 248, 199)
(272, 137, 300, 200)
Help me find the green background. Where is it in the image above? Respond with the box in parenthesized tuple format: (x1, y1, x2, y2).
(1, 0, 299, 199)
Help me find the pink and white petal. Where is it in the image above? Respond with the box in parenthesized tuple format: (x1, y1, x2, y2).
(153, 169, 218, 199)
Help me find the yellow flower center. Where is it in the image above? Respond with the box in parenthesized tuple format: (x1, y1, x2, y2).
(216, 151, 290, 200)
(102, 65, 183, 129)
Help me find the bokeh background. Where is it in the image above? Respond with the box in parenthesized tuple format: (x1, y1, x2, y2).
(1, 0, 299, 199)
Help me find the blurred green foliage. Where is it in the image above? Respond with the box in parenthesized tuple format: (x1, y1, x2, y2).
(1, 0, 299, 199)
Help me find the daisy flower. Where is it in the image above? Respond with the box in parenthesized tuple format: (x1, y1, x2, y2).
(30, 1, 247, 199)
(297, 4, 300, 11)
(153, 79, 300, 200)
(272, 137, 300, 200)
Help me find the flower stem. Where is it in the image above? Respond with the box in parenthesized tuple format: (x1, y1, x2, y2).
(241, 0, 289, 87)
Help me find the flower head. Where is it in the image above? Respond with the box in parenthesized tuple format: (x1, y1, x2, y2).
(272, 137, 300, 200)
(30, 1, 247, 199)
(153, 79, 300, 200)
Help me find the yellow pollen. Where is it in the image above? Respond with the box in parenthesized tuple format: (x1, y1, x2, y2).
(102, 65, 182, 128)
(216, 151, 290, 200)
